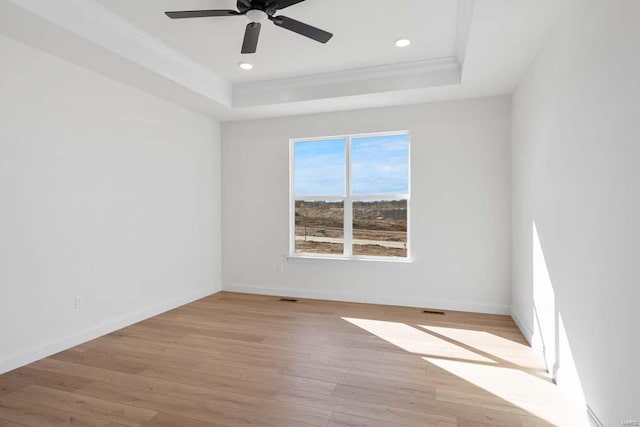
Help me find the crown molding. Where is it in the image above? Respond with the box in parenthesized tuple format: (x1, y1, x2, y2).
(233, 57, 461, 107)
(7, 0, 233, 107)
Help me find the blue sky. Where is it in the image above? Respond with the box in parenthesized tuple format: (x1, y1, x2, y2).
(294, 134, 409, 196)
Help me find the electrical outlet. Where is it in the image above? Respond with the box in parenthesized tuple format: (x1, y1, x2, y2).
(75, 296, 83, 309)
(277, 264, 284, 273)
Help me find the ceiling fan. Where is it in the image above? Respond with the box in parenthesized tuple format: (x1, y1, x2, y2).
(165, 0, 333, 54)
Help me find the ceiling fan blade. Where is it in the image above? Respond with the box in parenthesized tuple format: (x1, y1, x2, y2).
(165, 10, 239, 19)
(270, 15, 332, 43)
(241, 22, 261, 54)
(276, 0, 306, 10)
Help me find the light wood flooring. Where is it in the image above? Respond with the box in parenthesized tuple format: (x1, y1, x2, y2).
(0, 292, 583, 426)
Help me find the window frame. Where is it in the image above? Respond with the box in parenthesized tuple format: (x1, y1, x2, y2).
(289, 130, 411, 262)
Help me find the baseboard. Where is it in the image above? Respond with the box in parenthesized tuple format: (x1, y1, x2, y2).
(223, 283, 510, 315)
(511, 307, 604, 427)
(552, 363, 560, 383)
(0, 287, 219, 374)
(510, 307, 535, 345)
(586, 406, 604, 427)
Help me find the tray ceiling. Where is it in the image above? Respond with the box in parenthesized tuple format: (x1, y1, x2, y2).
(95, 0, 459, 84)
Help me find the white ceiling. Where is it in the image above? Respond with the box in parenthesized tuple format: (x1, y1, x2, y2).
(0, 0, 570, 121)
(95, 0, 459, 84)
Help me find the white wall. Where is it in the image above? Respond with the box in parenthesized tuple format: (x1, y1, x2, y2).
(222, 97, 511, 314)
(0, 34, 222, 373)
(511, 0, 640, 424)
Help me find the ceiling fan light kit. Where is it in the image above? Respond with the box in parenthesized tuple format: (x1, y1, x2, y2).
(165, 0, 333, 55)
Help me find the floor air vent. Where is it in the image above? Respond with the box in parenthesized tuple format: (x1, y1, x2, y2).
(423, 309, 445, 315)
(279, 298, 298, 303)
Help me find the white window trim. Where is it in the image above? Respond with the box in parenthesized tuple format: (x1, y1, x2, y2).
(289, 130, 412, 262)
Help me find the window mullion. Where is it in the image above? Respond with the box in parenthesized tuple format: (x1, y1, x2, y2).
(344, 136, 353, 256)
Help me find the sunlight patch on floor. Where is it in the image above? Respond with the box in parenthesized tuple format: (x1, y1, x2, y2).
(343, 317, 495, 363)
(425, 356, 585, 426)
(343, 316, 585, 426)
(417, 325, 545, 369)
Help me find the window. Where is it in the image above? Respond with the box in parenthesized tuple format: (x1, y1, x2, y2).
(290, 132, 410, 260)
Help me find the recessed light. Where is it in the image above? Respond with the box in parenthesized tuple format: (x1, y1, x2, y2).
(395, 38, 411, 48)
(239, 62, 253, 70)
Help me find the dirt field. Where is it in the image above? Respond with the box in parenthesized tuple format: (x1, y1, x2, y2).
(295, 200, 407, 257)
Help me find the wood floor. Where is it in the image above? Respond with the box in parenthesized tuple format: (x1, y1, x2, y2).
(0, 292, 582, 426)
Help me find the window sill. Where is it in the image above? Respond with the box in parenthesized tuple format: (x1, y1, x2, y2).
(286, 254, 414, 264)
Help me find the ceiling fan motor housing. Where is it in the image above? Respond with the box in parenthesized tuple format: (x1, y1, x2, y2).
(238, 0, 277, 16)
